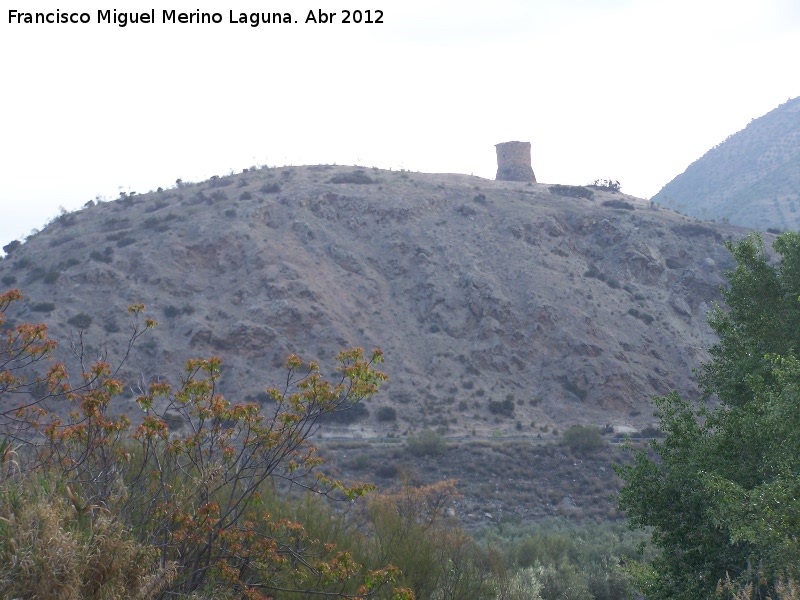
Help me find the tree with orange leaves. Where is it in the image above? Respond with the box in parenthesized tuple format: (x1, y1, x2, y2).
(0, 288, 413, 600)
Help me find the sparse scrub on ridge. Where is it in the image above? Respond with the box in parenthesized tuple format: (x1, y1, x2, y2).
(260, 182, 282, 194)
(3, 240, 22, 255)
(588, 179, 622, 193)
(601, 199, 634, 210)
(208, 174, 235, 188)
(549, 184, 594, 200)
(144, 199, 169, 213)
(329, 170, 377, 184)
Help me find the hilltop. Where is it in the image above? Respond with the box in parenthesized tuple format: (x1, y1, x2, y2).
(652, 96, 800, 230)
(0, 165, 755, 438)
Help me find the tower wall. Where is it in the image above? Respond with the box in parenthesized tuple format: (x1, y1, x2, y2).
(495, 141, 536, 183)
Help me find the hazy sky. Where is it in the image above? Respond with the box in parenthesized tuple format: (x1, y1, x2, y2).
(2, 0, 799, 249)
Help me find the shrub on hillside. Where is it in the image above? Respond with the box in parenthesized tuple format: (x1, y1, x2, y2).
(26, 267, 46, 283)
(489, 398, 515, 417)
(31, 302, 56, 313)
(584, 263, 619, 288)
(260, 182, 282, 194)
(3, 240, 21, 256)
(602, 199, 634, 210)
(627, 307, 655, 324)
(163, 305, 182, 318)
(162, 304, 195, 319)
(67, 313, 92, 329)
(104, 320, 120, 333)
(144, 199, 169, 213)
(562, 380, 588, 401)
(561, 425, 605, 455)
(116, 236, 137, 248)
(209, 175, 235, 188)
(89, 247, 114, 264)
(42, 270, 60, 285)
(318, 400, 370, 425)
(406, 428, 446, 456)
(377, 406, 397, 422)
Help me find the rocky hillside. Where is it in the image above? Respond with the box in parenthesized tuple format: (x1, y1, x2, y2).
(0, 166, 756, 437)
(652, 96, 800, 230)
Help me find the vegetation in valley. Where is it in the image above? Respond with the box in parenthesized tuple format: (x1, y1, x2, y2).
(0, 286, 662, 600)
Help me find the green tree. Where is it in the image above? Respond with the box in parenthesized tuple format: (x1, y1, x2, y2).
(615, 233, 800, 599)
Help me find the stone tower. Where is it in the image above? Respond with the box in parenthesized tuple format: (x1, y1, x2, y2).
(495, 141, 536, 183)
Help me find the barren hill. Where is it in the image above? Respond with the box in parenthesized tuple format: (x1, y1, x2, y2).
(652, 96, 800, 230)
(0, 165, 756, 436)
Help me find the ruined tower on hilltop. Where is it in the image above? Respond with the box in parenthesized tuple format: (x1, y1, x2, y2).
(495, 141, 536, 183)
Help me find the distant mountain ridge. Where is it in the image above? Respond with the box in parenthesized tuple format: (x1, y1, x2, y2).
(0, 166, 757, 436)
(652, 96, 800, 230)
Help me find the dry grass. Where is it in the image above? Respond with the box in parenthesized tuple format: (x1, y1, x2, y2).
(0, 472, 175, 600)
